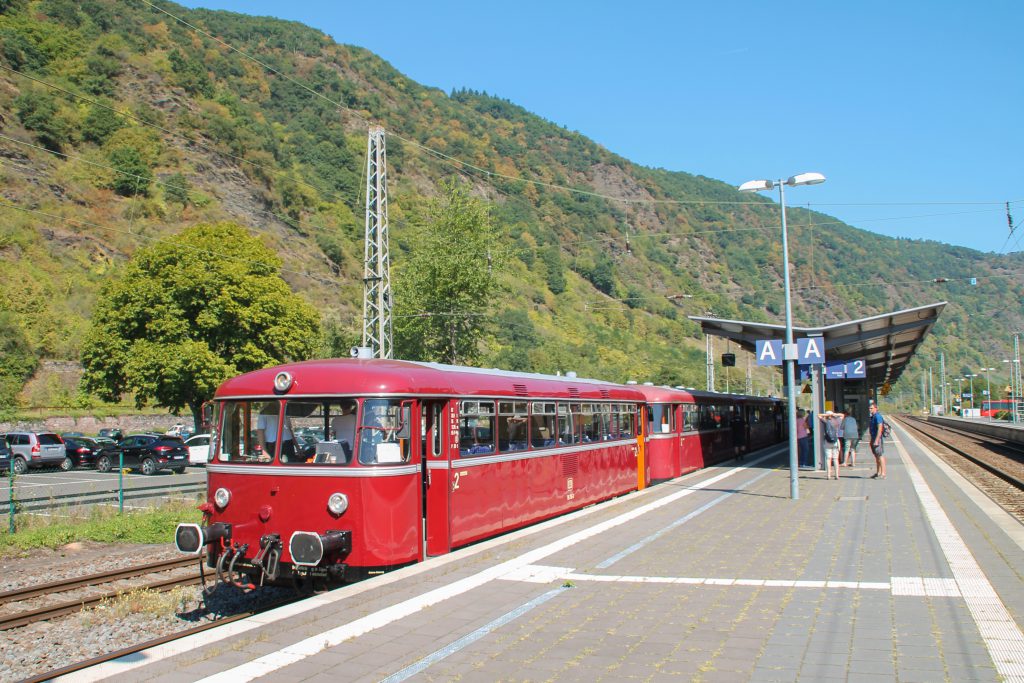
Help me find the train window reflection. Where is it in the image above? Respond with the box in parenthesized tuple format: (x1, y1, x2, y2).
(359, 399, 411, 465)
(217, 400, 271, 464)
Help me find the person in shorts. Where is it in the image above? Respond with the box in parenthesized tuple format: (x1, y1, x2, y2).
(869, 403, 886, 479)
(842, 408, 860, 468)
(817, 410, 845, 480)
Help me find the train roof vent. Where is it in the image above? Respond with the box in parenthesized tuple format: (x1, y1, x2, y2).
(600, 389, 611, 399)
(513, 383, 529, 397)
(569, 387, 580, 398)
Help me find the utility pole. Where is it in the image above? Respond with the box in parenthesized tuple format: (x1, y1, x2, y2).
(362, 126, 392, 359)
(939, 352, 946, 415)
(706, 334, 715, 392)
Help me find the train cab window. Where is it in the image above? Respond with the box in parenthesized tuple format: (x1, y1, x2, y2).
(459, 401, 495, 456)
(530, 402, 556, 448)
(649, 404, 674, 434)
(497, 401, 528, 453)
(358, 399, 412, 465)
(579, 403, 600, 443)
(279, 399, 358, 465)
(217, 400, 271, 464)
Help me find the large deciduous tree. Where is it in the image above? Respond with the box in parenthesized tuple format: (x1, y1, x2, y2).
(394, 180, 504, 365)
(80, 222, 321, 430)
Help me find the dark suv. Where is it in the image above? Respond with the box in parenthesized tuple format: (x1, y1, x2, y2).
(95, 434, 188, 475)
(97, 428, 124, 442)
(61, 436, 103, 471)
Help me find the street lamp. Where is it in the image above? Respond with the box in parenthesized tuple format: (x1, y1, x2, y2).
(738, 172, 826, 501)
(1003, 359, 1020, 423)
(965, 373, 978, 413)
(980, 367, 995, 418)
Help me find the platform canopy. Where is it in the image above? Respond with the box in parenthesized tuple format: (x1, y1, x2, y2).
(689, 302, 947, 387)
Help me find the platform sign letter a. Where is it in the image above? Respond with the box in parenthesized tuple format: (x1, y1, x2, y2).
(797, 337, 825, 365)
(756, 339, 783, 366)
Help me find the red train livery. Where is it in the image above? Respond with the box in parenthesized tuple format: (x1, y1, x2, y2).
(175, 359, 784, 586)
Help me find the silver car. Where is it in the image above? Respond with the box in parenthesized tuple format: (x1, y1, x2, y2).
(1, 432, 67, 473)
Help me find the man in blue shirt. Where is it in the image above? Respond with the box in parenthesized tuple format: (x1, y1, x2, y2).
(869, 403, 886, 479)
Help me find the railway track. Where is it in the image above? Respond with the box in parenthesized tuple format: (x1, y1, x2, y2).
(0, 556, 205, 631)
(897, 415, 1024, 521)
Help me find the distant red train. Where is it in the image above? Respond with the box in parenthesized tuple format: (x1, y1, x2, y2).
(175, 359, 785, 587)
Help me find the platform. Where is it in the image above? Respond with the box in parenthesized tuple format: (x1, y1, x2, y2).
(63, 421, 1024, 683)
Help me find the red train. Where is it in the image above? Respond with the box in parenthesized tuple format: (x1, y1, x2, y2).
(175, 359, 785, 586)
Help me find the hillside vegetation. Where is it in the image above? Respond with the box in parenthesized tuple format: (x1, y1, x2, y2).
(1, 0, 1022, 412)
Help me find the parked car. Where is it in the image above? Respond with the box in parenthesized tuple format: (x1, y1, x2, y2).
(61, 436, 103, 470)
(95, 434, 188, 475)
(97, 428, 124, 442)
(0, 432, 67, 473)
(92, 436, 117, 446)
(0, 439, 10, 472)
(61, 431, 85, 438)
(183, 433, 210, 466)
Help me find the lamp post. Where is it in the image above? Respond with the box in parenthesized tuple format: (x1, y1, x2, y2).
(980, 367, 995, 418)
(965, 373, 978, 413)
(738, 172, 826, 501)
(1003, 359, 1020, 423)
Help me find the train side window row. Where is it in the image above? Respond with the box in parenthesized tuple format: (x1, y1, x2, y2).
(681, 404, 740, 432)
(459, 401, 637, 457)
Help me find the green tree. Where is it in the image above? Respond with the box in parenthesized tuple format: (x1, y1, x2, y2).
(394, 180, 504, 365)
(107, 146, 152, 197)
(82, 104, 124, 145)
(163, 172, 191, 206)
(14, 90, 72, 152)
(80, 222, 321, 430)
(0, 312, 38, 416)
(540, 245, 566, 294)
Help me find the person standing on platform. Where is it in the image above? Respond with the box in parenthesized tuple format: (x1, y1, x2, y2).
(869, 403, 886, 479)
(842, 408, 860, 468)
(796, 409, 811, 468)
(818, 410, 845, 480)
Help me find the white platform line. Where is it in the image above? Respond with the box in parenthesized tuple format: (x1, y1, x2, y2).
(895, 427, 1024, 682)
(504, 566, 961, 595)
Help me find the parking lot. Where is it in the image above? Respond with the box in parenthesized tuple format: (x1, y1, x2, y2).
(0, 466, 206, 514)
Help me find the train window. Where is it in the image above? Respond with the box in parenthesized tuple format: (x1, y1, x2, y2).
(498, 401, 528, 453)
(597, 403, 613, 440)
(556, 404, 577, 445)
(275, 400, 358, 465)
(217, 400, 270, 464)
(459, 400, 495, 456)
(430, 403, 443, 458)
(579, 404, 600, 442)
(530, 402, 557, 448)
(619, 407, 635, 437)
(358, 399, 411, 465)
(682, 405, 699, 432)
(649, 404, 674, 433)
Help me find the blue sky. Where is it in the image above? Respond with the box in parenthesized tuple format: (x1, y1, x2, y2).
(179, 1, 1023, 255)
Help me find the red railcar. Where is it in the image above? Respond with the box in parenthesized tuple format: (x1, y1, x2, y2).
(176, 359, 647, 584)
(636, 386, 784, 482)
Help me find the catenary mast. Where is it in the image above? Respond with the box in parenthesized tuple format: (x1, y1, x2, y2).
(362, 126, 392, 359)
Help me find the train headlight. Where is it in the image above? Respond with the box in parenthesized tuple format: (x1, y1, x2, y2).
(273, 371, 294, 393)
(327, 492, 349, 516)
(214, 487, 231, 509)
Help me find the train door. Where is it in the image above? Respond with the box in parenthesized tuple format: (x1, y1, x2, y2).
(422, 400, 452, 557)
(637, 403, 648, 490)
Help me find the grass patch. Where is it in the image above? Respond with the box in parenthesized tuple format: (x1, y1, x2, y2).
(0, 499, 203, 554)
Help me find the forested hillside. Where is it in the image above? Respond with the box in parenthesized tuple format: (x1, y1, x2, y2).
(1, 0, 1022, 412)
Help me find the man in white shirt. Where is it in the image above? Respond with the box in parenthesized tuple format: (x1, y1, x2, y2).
(256, 402, 295, 460)
(330, 402, 358, 458)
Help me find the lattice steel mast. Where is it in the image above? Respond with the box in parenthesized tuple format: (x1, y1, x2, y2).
(362, 126, 392, 359)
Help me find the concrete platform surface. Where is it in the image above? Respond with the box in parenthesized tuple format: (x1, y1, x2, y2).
(63, 421, 1024, 683)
